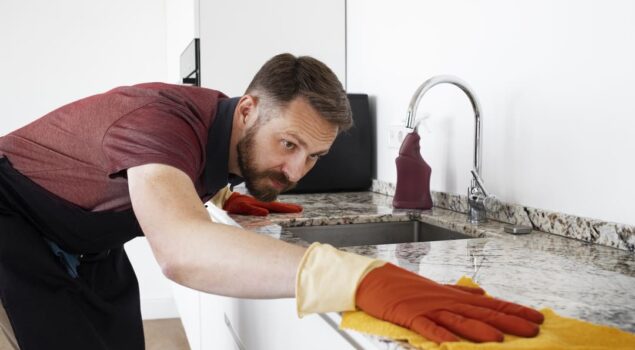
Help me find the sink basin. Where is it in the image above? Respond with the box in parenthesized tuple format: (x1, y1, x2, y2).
(286, 221, 473, 247)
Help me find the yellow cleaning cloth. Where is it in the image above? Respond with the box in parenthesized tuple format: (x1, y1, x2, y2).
(340, 276, 635, 350)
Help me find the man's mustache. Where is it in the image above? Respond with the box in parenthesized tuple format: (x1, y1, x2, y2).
(263, 171, 296, 192)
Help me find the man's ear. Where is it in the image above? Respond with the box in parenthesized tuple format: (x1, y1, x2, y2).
(236, 95, 259, 127)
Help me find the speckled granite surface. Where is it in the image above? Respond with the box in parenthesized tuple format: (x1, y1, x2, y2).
(372, 179, 635, 252)
(230, 191, 635, 349)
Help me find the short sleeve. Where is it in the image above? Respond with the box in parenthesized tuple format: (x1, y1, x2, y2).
(102, 103, 205, 182)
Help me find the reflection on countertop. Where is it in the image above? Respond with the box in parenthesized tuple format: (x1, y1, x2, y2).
(229, 191, 635, 341)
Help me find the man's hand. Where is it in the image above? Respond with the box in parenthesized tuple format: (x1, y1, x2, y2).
(223, 192, 303, 216)
(355, 263, 544, 343)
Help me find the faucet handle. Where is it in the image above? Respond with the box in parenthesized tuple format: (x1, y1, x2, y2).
(468, 169, 501, 214)
(470, 169, 489, 197)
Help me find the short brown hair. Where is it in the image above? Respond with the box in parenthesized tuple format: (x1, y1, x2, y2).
(246, 53, 352, 132)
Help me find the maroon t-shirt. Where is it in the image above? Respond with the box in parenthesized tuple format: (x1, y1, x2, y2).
(0, 83, 227, 212)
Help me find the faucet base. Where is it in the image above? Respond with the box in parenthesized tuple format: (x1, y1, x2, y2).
(467, 201, 488, 224)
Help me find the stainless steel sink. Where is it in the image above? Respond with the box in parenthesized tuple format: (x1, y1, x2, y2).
(286, 221, 474, 247)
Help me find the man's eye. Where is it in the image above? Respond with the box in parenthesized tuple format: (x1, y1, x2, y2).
(309, 154, 321, 161)
(282, 140, 295, 150)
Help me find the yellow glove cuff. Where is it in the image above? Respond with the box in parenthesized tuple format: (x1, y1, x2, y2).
(295, 242, 386, 317)
(209, 185, 234, 209)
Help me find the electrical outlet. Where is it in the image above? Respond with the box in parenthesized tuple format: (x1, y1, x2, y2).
(388, 125, 411, 149)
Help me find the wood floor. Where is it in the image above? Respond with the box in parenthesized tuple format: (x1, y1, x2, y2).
(0, 332, 12, 350)
(0, 318, 190, 350)
(143, 318, 191, 350)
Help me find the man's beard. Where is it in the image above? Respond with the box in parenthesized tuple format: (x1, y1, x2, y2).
(236, 125, 297, 202)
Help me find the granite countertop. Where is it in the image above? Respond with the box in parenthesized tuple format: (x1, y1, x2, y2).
(230, 191, 635, 348)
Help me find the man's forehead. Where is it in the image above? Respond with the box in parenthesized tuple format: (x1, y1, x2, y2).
(276, 100, 338, 140)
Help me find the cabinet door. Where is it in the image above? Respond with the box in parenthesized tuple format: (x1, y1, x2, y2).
(199, 0, 346, 96)
(227, 298, 357, 349)
(171, 283, 201, 350)
(200, 294, 241, 350)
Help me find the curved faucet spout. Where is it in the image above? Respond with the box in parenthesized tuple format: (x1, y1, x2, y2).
(406, 75, 493, 224)
(406, 75, 482, 177)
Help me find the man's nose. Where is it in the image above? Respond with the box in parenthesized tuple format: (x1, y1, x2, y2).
(282, 153, 307, 183)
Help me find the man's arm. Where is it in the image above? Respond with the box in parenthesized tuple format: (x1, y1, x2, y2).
(127, 164, 544, 343)
(127, 163, 306, 298)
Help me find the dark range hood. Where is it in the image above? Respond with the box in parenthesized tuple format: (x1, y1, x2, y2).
(287, 93, 374, 193)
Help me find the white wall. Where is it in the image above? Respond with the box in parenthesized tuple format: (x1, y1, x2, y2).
(0, 0, 167, 134)
(166, 0, 198, 84)
(199, 0, 346, 95)
(0, 0, 180, 319)
(347, 0, 635, 226)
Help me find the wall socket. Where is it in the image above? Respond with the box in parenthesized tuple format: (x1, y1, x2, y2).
(388, 125, 411, 149)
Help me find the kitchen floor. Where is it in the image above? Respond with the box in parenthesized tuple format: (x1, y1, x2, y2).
(0, 318, 190, 350)
(143, 318, 190, 350)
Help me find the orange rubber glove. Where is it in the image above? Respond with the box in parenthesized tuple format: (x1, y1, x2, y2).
(444, 284, 485, 295)
(355, 263, 544, 344)
(222, 192, 303, 216)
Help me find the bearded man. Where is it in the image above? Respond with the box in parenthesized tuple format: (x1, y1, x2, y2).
(0, 53, 543, 349)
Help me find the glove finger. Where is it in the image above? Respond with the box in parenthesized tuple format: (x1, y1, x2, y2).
(428, 310, 504, 343)
(451, 303, 540, 337)
(259, 201, 303, 213)
(228, 201, 269, 216)
(410, 315, 461, 343)
(222, 193, 254, 211)
(471, 295, 545, 325)
(444, 284, 486, 295)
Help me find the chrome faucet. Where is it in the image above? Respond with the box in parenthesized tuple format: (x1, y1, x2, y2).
(406, 75, 498, 224)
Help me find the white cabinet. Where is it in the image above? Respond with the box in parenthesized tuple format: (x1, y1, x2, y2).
(225, 298, 358, 349)
(173, 287, 369, 349)
(171, 282, 202, 350)
(199, 0, 346, 95)
(172, 283, 239, 350)
(200, 295, 241, 350)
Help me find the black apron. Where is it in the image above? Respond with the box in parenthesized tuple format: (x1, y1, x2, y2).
(0, 156, 145, 350)
(0, 96, 242, 349)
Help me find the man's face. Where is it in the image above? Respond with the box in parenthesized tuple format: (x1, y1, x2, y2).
(237, 97, 338, 202)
